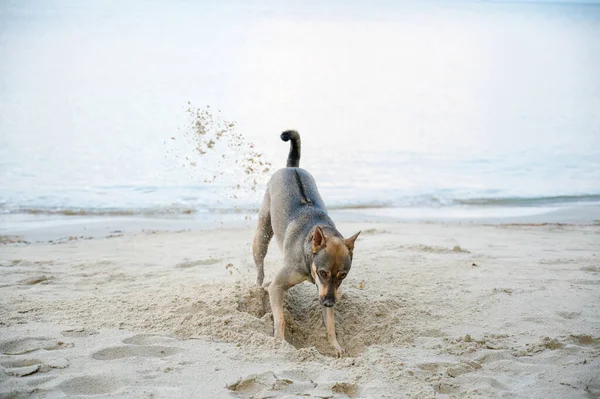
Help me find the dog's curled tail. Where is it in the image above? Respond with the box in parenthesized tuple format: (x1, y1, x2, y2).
(281, 130, 301, 167)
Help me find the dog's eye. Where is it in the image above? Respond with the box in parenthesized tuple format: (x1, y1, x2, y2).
(318, 270, 328, 279)
(338, 273, 347, 279)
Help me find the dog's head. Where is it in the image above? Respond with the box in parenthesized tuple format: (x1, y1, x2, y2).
(310, 226, 360, 307)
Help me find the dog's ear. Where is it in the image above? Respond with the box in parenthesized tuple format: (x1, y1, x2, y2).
(312, 226, 326, 253)
(344, 231, 361, 255)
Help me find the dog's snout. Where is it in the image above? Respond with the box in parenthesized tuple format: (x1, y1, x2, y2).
(321, 298, 335, 307)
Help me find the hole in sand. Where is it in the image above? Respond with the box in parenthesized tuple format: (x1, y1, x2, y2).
(332, 382, 359, 397)
(91, 345, 181, 360)
(1, 358, 43, 368)
(0, 337, 67, 355)
(122, 334, 176, 346)
(58, 376, 121, 395)
(572, 334, 599, 346)
(235, 284, 415, 357)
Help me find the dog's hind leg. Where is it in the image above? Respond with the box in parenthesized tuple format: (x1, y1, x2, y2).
(253, 191, 273, 286)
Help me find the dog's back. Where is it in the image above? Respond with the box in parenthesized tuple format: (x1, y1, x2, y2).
(266, 132, 336, 249)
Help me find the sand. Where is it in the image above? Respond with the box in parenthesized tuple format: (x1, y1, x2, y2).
(1, 220, 599, 398)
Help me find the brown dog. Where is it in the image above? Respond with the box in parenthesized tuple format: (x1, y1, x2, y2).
(253, 131, 360, 356)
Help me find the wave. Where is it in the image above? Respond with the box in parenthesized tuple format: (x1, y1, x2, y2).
(2, 194, 599, 217)
(1, 207, 199, 217)
(453, 194, 600, 207)
(332, 194, 600, 209)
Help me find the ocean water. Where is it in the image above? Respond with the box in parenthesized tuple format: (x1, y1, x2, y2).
(1, 0, 599, 221)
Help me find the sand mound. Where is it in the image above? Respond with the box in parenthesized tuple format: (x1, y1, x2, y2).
(171, 282, 418, 357)
(14, 280, 417, 358)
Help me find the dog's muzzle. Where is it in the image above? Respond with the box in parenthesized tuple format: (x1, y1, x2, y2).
(321, 298, 335, 307)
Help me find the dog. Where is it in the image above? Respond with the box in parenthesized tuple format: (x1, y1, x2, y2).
(252, 130, 360, 357)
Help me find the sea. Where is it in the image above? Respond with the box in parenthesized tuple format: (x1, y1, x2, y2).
(1, 0, 599, 230)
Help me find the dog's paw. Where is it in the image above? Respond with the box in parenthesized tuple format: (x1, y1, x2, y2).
(334, 344, 346, 358)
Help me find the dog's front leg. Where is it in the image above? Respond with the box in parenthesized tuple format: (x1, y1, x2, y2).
(268, 282, 286, 340)
(323, 307, 345, 357)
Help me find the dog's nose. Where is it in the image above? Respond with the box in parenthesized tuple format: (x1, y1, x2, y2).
(321, 298, 335, 307)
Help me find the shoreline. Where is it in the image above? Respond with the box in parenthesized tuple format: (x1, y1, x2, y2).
(2, 203, 599, 244)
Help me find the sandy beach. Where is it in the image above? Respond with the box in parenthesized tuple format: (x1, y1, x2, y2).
(2, 0, 600, 397)
(1, 217, 599, 398)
